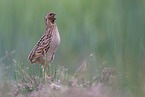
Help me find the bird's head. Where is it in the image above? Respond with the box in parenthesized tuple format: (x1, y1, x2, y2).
(45, 12, 56, 24)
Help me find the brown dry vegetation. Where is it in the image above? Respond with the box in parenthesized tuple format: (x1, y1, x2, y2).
(0, 67, 127, 97)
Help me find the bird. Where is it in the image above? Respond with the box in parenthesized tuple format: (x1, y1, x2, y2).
(28, 12, 60, 75)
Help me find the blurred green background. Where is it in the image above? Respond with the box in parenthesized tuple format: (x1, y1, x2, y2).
(0, 0, 145, 96)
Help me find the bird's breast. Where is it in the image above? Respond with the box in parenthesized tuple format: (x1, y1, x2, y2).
(47, 25, 60, 56)
(52, 26, 60, 47)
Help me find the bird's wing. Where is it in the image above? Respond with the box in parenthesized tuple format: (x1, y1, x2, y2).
(28, 28, 53, 64)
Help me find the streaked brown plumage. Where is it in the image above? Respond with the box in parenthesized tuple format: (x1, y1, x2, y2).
(28, 12, 60, 72)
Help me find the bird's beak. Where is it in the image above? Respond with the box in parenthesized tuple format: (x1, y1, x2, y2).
(54, 13, 56, 20)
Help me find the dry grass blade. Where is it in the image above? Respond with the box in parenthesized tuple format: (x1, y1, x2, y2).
(72, 54, 93, 80)
(13, 59, 36, 88)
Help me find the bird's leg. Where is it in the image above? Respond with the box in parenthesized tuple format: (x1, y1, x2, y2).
(45, 64, 48, 77)
(45, 63, 52, 79)
(41, 65, 45, 78)
(41, 64, 49, 79)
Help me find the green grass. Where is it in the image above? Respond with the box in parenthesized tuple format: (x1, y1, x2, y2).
(0, 54, 120, 97)
(0, 53, 123, 97)
(12, 54, 95, 89)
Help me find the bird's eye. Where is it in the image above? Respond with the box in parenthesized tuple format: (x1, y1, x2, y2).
(50, 13, 52, 15)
